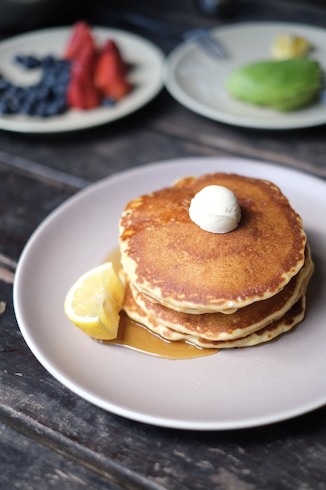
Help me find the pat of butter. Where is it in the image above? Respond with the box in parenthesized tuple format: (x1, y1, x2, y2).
(189, 185, 241, 234)
(271, 33, 311, 60)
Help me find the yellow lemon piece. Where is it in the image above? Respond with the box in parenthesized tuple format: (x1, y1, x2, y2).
(271, 33, 311, 60)
(64, 262, 125, 340)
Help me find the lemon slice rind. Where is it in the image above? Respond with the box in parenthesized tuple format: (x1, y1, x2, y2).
(64, 262, 125, 340)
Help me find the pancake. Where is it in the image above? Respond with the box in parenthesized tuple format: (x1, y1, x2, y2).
(119, 173, 307, 314)
(189, 295, 306, 349)
(127, 246, 313, 341)
(123, 282, 306, 349)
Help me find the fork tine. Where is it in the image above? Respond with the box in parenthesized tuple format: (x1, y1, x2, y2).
(183, 28, 228, 60)
(196, 38, 221, 59)
(198, 36, 228, 59)
(205, 35, 229, 59)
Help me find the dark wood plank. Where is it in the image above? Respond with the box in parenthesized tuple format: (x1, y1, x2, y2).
(1, 90, 325, 188)
(0, 93, 325, 191)
(0, 165, 76, 261)
(146, 93, 326, 180)
(1, 1, 326, 489)
(0, 108, 231, 184)
(0, 422, 128, 490)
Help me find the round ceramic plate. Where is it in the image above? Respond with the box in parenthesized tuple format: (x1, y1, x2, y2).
(13, 157, 326, 430)
(163, 22, 326, 129)
(0, 26, 164, 133)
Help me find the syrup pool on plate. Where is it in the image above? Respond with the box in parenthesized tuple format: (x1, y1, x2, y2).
(100, 248, 219, 360)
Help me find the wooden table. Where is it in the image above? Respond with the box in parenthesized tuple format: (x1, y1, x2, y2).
(1, 1, 326, 488)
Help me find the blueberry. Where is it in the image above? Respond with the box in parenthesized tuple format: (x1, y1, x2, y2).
(10, 85, 23, 97)
(14, 54, 41, 69)
(21, 98, 37, 115)
(44, 102, 59, 117)
(57, 71, 70, 85)
(36, 85, 51, 101)
(7, 97, 19, 113)
(26, 85, 38, 98)
(14, 54, 24, 64)
(24, 85, 36, 97)
(102, 97, 117, 107)
(20, 102, 31, 114)
(34, 100, 49, 117)
(6, 87, 26, 111)
(1, 51, 72, 118)
(17, 89, 27, 106)
(54, 95, 68, 113)
(0, 100, 10, 114)
(6, 84, 18, 96)
(56, 59, 69, 69)
(0, 79, 11, 91)
(53, 84, 67, 97)
(41, 55, 55, 68)
(41, 72, 57, 88)
(25, 56, 41, 69)
(20, 88, 39, 113)
(1, 92, 17, 113)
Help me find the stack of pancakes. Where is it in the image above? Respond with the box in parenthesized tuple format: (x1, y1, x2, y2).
(119, 173, 313, 349)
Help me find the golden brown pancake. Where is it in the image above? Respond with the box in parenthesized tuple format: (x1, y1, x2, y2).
(193, 295, 306, 349)
(119, 173, 307, 313)
(122, 283, 306, 349)
(127, 247, 313, 341)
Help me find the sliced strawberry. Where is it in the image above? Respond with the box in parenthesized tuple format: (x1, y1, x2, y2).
(94, 46, 131, 100)
(67, 43, 100, 109)
(67, 77, 99, 110)
(65, 21, 95, 61)
(104, 75, 131, 100)
(67, 73, 100, 110)
(66, 77, 85, 109)
(101, 39, 127, 74)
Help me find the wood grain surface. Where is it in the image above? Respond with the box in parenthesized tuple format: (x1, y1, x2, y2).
(1, 1, 326, 489)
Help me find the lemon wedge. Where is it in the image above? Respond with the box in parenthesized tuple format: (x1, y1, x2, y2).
(271, 34, 311, 60)
(64, 262, 125, 340)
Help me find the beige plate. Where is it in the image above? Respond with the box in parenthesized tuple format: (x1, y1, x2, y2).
(13, 157, 326, 430)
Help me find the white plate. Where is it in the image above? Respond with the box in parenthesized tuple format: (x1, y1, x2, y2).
(13, 157, 326, 430)
(163, 22, 326, 129)
(0, 26, 164, 133)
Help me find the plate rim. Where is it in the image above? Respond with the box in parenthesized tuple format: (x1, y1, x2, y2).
(0, 25, 165, 134)
(13, 157, 326, 430)
(163, 21, 326, 130)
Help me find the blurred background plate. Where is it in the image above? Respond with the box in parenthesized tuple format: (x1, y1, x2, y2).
(0, 26, 165, 133)
(163, 22, 326, 129)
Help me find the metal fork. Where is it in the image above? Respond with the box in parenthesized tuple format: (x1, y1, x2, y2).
(183, 28, 229, 60)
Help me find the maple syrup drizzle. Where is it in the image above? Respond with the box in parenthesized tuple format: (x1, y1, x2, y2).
(101, 248, 219, 360)
(97, 312, 217, 359)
